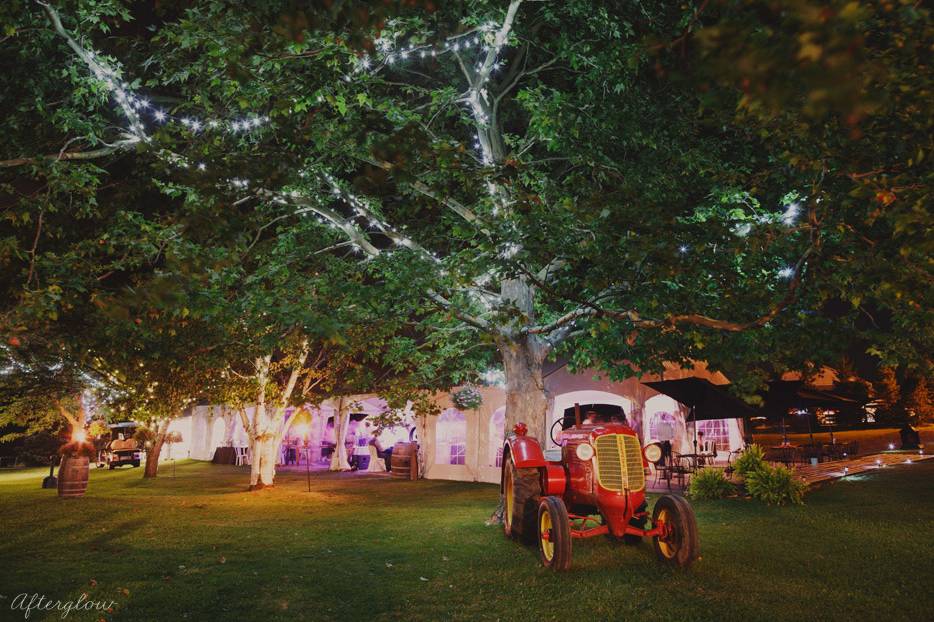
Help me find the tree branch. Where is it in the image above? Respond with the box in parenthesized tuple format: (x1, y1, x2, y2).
(0, 140, 137, 168)
(37, 1, 147, 141)
(526, 245, 816, 336)
(410, 181, 491, 234)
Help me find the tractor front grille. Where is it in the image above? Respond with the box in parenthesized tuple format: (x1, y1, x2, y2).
(594, 434, 645, 492)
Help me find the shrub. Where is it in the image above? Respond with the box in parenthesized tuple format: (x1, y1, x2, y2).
(734, 444, 766, 477)
(745, 464, 806, 506)
(688, 467, 736, 500)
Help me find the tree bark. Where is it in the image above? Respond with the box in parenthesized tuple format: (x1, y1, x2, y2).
(329, 397, 352, 471)
(248, 355, 278, 489)
(499, 336, 550, 439)
(249, 406, 279, 489)
(143, 421, 169, 478)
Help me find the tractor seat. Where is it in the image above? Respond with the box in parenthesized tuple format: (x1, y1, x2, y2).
(543, 448, 563, 462)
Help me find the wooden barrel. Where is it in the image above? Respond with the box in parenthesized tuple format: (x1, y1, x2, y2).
(57, 455, 89, 498)
(390, 442, 418, 480)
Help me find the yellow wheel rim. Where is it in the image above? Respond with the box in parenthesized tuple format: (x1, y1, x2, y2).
(657, 508, 675, 558)
(540, 508, 554, 561)
(505, 466, 514, 531)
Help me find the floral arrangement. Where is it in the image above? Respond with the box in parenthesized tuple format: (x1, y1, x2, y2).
(451, 386, 483, 410)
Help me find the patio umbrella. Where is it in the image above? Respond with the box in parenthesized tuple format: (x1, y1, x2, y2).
(643, 378, 759, 453)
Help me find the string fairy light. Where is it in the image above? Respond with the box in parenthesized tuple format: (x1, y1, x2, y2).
(781, 201, 801, 226)
(45, 0, 815, 312)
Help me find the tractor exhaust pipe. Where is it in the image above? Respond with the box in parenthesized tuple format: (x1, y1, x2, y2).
(574, 403, 581, 429)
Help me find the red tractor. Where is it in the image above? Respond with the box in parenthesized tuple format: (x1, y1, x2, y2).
(501, 406, 699, 571)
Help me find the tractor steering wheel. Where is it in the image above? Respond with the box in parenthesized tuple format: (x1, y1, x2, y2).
(550, 418, 565, 446)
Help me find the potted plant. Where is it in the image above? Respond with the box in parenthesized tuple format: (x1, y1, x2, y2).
(452, 386, 483, 411)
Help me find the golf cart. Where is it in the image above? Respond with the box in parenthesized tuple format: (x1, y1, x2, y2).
(98, 422, 142, 469)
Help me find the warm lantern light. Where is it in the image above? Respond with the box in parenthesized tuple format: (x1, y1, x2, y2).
(73, 429, 87, 443)
(888, 443, 895, 450)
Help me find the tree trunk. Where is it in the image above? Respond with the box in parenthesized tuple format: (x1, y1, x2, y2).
(489, 331, 550, 525)
(249, 433, 280, 488)
(249, 407, 279, 489)
(499, 335, 550, 440)
(329, 398, 352, 471)
(248, 400, 281, 489)
(144, 434, 165, 478)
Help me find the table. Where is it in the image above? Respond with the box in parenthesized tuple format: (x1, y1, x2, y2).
(211, 446, 238, 465)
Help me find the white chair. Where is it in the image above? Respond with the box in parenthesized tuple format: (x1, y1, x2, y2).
(367, 444, 387, 473)
(235, 446, 249, 467)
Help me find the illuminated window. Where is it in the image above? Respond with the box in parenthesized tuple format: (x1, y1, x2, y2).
(489, 407, 505, 467)
(697, 419, 730, 453)
(649, 411, 678, 441)
(436, 408, 467, 466)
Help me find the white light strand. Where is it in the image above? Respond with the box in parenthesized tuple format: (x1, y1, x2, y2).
(372, 24, 497, 71)
(53, 5, 729, 280)
(781, 201, 801, 226)
(86, 53, 271, 138)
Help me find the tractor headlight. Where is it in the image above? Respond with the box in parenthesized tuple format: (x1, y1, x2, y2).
(575, 443, 595, 461)
(643, 443, 663, 464)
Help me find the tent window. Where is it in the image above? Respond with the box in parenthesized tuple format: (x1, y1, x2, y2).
(697, 419, 730, 453)
(489, 407, 505, 467)
(436, 408, 467, 466)
(649, 411, 677, 441)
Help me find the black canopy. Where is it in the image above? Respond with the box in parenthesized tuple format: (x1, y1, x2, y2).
(642, 377, 758, 421)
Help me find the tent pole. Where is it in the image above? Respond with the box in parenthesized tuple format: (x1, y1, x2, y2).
(692, 405, 697, 454)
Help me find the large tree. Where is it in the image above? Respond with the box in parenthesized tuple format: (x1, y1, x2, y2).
(3, 0, 930, 449)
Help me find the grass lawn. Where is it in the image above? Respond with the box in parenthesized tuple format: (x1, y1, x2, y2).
(1, 461, 932, 622)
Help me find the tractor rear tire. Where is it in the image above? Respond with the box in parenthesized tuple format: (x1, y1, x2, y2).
(652, 494, 699, 568)
(537, 496, 572, 571)
(503, 455, 541, 545)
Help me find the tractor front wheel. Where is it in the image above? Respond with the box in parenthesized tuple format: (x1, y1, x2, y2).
(652, 494, 699, 568)
(537, 496, 572, 571)
(503, 455, 541, 544)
